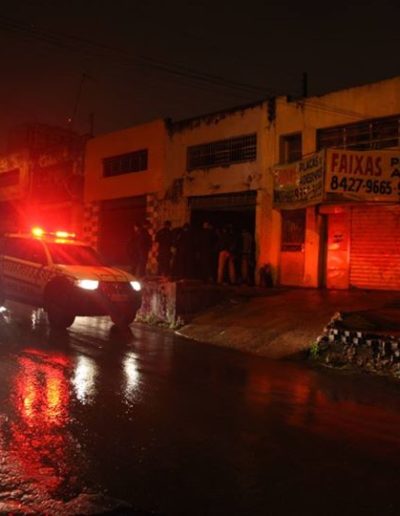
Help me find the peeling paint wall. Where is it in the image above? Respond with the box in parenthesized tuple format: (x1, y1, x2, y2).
(167, 103, 270, 279)
(168, 104, 265, 198)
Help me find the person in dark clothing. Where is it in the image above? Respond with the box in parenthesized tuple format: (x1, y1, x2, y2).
(127, 223, 152, 277)
(127, 224, 141, 275)
(136, 223, 152, 277)
(174, 223, 194, 279)
(198, 221, 216, 282)
(155, 220, 172, 276)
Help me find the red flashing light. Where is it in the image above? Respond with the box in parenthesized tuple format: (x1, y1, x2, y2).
(32, 227, 44, 237)
(55, 231, 76, 239)
(31, 228, 76, 239)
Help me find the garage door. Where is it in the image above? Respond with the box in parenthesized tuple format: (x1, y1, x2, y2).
(350, 206, 400, 290)
(99, 196, 146, 265)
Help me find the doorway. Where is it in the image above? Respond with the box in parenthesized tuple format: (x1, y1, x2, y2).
(189, 192, 257, 283)
(98, 196, 146, 265)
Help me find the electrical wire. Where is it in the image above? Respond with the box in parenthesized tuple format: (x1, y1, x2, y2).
(0, 14, 381, 122)
(0, 14, 274, 98)
(301, 99, 373, 120)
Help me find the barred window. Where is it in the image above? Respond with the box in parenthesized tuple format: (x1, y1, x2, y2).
(317, 115, 400, 151)
(103, 149, 148, 177)
(187, 134, 257, 171)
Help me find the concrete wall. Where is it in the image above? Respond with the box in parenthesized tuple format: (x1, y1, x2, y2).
(169, 103, 265, 196)
(136, 278, 227, 326)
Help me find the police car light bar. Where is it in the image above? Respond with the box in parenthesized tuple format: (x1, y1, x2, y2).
(55, 230, 76, 239)
(31, 227, 76, 239)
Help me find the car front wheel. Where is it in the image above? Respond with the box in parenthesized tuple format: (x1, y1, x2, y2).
(110, 305, 137, 328)
(47, 306, 76, 329)
(45, 281, 76, 329)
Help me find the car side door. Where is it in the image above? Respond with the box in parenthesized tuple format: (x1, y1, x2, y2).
(2, 238, 49, 305)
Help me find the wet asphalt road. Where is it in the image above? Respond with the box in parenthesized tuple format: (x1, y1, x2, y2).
(1, 304, 400, 515)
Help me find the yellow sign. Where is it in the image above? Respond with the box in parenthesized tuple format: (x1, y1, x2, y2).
(326, 149, 400, 202)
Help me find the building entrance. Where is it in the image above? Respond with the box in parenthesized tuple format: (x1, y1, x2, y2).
(189, 191, 256, 283)
(98, 196, 146, 265)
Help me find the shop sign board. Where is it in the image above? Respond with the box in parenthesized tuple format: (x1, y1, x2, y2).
(325, 148, 400, 202)
(0, 156, 27, 201)
(273, 151, 324, 209)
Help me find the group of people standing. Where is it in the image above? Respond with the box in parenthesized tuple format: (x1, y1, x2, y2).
(127, 220, 254, 285)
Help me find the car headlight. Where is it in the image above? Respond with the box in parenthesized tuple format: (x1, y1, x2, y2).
(130, 280, 142, 292)
(76, 279, 99, 290)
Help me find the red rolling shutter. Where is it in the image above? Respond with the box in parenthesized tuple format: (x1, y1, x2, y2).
(350, 206, 400, 290)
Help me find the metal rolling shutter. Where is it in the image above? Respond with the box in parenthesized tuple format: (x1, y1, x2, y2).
(350, 206, 400, 290)
(189, 191, 257, 211)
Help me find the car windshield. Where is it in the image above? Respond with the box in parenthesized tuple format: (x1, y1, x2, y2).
(46, 243, 105, 266)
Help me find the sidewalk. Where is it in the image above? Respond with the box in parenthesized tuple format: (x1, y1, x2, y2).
(176, 287, 400, 359)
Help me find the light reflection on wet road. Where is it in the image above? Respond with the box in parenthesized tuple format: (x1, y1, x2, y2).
(1, 304, 400, 515)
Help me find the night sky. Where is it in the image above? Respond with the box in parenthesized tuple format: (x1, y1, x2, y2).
(0, 0, 399, 147)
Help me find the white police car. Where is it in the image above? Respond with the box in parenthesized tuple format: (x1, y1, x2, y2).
(0, 228, 142, 329)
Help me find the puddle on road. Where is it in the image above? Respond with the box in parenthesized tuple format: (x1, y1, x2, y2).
(1, 302, 400, 514)
(0, 345, 137, 514)
(0, 346, 88, 514)
(0, 304, 148, 514)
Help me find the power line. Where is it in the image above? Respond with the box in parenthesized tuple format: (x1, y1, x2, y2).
(298, 99, 369, 119)
(302, 99, 373, 120)
(1, 14, 376, 123)
(0, 14, 275, 98)
(281, 97, 373, 120)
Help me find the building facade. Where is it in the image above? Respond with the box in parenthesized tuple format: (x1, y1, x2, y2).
(83, 119, 168, 268)
(269, 76, 400, 290)
(166, 102, 270, 282)
(83, 105, 270, 278)
(0, 124, 86, 235)
(83, 76, 400, 290)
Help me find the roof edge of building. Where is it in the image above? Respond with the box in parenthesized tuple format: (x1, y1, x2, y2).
(285, 74, 400, 105)
(168, 98, 268, 134)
